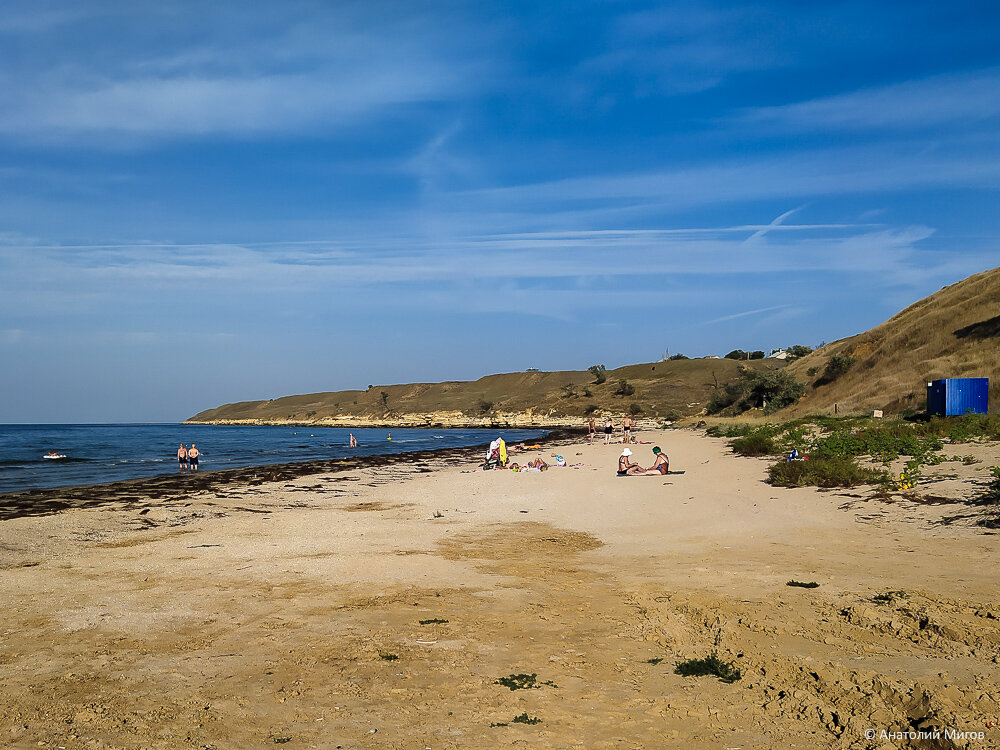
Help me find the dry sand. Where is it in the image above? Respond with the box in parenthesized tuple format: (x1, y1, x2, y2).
(1, 429, 999, 749)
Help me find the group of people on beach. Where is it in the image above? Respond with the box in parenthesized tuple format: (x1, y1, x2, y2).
(588, 415, 637, 445)
(617, 446, 669, 476)
(176, 443, 200, 471)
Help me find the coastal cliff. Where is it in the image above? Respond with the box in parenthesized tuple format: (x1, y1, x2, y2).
(185, 359, 777, 427)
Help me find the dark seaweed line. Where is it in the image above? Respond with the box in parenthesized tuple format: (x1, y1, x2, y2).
(0, 428, 579, 522)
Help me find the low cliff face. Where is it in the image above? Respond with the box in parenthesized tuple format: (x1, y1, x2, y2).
(186, 358, 777, 427)
(187, 410, 587, 429)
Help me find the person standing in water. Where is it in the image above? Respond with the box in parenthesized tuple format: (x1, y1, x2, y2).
(349, 433, 358, 448)
(188, 443, 200, 471)
(177, 444, 188, 471)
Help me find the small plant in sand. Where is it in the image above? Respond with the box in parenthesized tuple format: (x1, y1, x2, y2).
(419, 618, 448, 625)
(872, 590, 908, 603)
(432, 510, 444, 518)
(511, 713, 542, 725)
(378, 652, 398, 661)
(975, 466, 1000, 505)
(786, 580, 819, 588)
(674, 652, 741, 683)
(494, 673, 557, 690)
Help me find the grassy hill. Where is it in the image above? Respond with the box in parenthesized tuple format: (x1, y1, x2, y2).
(187, 358, 780, 426)
(783, 265, 1000, 415)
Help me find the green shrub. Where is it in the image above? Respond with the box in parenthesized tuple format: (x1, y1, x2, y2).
(814, 354, 856, 386)
(628, 403, 644, 416)
(926, 414, 1000, 443)
(478, 400, 494, 414)
(615, 379, 635, 397)
(724, 349, 747, 360)
(584, 404, 599, 416)
(588, 364, 607, 384)
(731, 432, 778, 456)
(768, 456, 888, 488)
(749, 350, 765, 360)
(668, 353, 690, 360)
(706, 370, 805, 416)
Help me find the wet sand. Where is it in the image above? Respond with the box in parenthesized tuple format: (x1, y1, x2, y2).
(1, 429, 999, 749)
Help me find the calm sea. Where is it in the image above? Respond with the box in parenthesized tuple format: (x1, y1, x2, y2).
(0, 424, 547, 494)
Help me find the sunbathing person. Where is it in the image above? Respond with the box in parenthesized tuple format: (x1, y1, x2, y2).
(527, 457, 548, 470)
(617, 448, 642, 476)
(637, 446, 669, 475)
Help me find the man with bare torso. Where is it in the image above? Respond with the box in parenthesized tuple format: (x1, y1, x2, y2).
(188, 444, 200, 471)
(177, 444, 187, 471)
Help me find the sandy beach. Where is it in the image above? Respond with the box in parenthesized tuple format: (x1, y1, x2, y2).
(2, 428, 999, 749)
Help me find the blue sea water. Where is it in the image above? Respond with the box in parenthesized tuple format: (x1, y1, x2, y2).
(0, 424, 547, 494)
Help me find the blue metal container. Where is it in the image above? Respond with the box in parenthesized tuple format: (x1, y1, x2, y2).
(926, 378, 989, 416)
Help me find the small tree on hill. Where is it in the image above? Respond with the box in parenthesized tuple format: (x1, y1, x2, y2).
(724, 349, 747, 360)
(588, 364, 607, 384)
(815, 354, 856, 386)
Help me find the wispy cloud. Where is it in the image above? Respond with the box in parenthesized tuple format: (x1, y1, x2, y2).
(734, 68, 1000, 133)
(0, 4, 489, 143)
(703, 305, 790, 325)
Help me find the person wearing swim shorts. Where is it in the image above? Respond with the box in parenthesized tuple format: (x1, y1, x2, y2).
(588, 417, 596, 444)
(622, 415, 633, 443)
(188, 443, 200, 471)
(177, 444, 188, 471)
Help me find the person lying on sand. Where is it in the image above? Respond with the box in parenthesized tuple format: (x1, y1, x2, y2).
(637, 446, 669, 476)
(617, 448, 642, 476)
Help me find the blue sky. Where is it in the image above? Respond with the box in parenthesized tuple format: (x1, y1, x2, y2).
(1, 1, 998, 422)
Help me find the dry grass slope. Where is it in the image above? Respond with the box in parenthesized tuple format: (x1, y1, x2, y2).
(187, 359, 780, 424)
(784, 265, 1000, 415)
